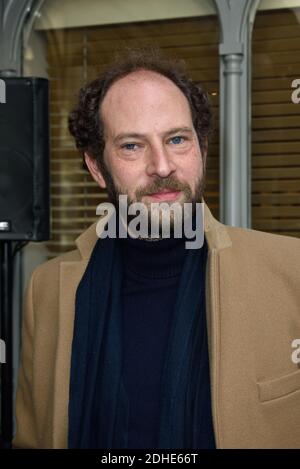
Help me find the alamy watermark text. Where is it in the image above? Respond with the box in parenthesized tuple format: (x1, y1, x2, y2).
(0, 78, 6, 103)
(0, 339, 6, 364)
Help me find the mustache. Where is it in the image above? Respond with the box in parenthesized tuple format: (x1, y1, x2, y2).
(135, 176, 191, 199)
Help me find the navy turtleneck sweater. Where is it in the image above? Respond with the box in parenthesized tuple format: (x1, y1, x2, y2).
(119, 232, 215, 449)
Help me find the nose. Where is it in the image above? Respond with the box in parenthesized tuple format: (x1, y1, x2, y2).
(145, 142, 176, 178)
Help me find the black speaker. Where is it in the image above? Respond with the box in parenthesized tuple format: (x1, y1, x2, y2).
(0, 77, 50, 241)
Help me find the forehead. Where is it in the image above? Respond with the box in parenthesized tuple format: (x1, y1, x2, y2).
(100, 70, 193, 133)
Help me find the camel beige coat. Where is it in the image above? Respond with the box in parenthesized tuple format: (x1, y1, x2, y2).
(13, 199, 300, 448)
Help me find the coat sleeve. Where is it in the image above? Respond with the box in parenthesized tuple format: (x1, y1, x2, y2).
(12, 270, 39, 448)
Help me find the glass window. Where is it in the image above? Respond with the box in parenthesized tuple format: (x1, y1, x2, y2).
(252, 5, 300, 238)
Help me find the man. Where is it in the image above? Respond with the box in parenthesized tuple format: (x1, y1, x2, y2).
(13, 49, 300, 449)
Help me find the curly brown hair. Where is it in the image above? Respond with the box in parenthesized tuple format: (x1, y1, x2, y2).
(68, 48, 213, 172)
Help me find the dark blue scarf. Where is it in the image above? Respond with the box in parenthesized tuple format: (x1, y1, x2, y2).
(68, 233, 215, 448)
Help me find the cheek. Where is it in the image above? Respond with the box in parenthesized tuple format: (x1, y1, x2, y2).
(110, 160, 143, 192)
(179, 151, 203, 182)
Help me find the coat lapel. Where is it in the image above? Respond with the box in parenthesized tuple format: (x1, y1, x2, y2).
(202, 200, 232, 449)
(53, 223, 98, 447)
(52, 198, 232, 448)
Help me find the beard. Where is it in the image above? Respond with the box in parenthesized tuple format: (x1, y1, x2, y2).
(97, 157, 207, 240)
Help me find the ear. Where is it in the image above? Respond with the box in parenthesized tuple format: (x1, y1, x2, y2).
(84, 152, 107, 189)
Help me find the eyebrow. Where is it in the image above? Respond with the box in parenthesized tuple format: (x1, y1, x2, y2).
(113, 127, 193, 144)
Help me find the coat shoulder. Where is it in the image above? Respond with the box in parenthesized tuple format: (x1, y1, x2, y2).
(224, 224, 300, 269)
(226, 224, 300, 248)
(29, 247, 82, 287)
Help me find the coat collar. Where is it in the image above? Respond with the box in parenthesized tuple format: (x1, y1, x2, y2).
(74, 197, 232, 260)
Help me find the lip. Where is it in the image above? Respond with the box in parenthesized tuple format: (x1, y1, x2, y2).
(146, 190, 181, 201)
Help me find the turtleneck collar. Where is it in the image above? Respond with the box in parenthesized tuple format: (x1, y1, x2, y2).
(118, 209, 204, 280)
(119, 234, 187, 279)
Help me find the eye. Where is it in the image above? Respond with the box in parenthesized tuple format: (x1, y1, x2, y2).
(169, 136, 186, 145)
(121, 143, 139, 151)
